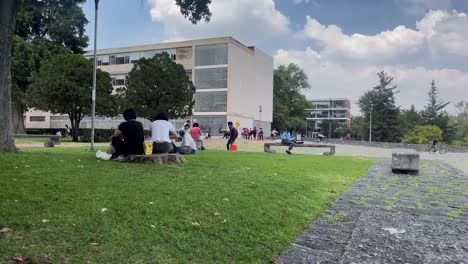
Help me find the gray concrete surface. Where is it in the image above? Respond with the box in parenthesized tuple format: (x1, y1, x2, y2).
(330, 143, 468, 174)
(278, 159, 468, 264)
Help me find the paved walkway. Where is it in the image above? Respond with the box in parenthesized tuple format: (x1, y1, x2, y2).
(331, 143, 468, 174)
(278, 159, 468, 264)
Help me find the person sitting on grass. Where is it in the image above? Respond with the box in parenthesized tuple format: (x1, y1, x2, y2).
(110, 109, 145, 160)
(281, 128, 296, 155)
(150, 112, 178, 154)
(190, 122, 205, 150)
(177, 129, 197, 154)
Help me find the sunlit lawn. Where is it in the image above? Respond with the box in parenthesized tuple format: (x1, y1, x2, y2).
(0, 147, 374, 263)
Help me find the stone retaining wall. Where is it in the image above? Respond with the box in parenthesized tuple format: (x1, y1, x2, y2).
(314, 139, 468, 153)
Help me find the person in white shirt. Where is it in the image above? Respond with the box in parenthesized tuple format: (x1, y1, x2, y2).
(177, 129, 197, 154)
(150, 112, 178, 153)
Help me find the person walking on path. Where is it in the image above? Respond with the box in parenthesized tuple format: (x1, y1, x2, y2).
(281, 129, 296, 154)
(226, 121, 238, 151)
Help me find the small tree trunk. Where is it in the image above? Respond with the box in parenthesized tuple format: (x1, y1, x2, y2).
(69, 114, 80, 142)
(12, 99, 26, 134)
(0, 0, 20, 152)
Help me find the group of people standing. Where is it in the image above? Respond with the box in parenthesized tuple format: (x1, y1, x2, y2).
(241, 127, 264, 140)
(109, 109, 208, 160)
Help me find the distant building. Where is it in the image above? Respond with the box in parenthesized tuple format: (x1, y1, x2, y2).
(25, 37, 273, 136)
(306, 98, 351, 131)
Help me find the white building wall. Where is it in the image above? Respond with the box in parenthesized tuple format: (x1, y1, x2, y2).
(227, 44, 273, 129)
(25, 109, 51, 129)
(253, 48, 273, 123)
(227, 43, 255, 120)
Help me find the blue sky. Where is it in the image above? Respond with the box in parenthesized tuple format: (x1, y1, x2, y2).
(82, 0, 468, 114)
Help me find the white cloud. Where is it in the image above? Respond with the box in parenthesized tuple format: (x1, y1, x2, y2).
(148, 0, 290, 43)
(302, 16, 425, 62)
(417, 10, 468, 57)
(274, 47, 468, 115)
(146, 1, 468, 115)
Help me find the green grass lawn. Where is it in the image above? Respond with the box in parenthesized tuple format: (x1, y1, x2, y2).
(0, 148, 374, 263)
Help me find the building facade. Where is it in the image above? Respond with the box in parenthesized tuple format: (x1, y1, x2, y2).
(305, 98, 351, 130)
(25, 37, 273, 136)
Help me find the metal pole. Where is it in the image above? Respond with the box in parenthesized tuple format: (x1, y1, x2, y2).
(90, 0, 99, 151)
(305, 119, 308, 138)
(257, 105, 262, 140)
(369, 103, 372, 142)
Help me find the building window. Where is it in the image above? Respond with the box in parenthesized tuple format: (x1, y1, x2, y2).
(109, 55, 130, 65)
(185, 69, 192, 81)
(176, 47, 193, 60)
(194, 67, 227, 89)
(191, 116, 227, 132)
(194, 91, 227, 112)
(111, 78, 128, 86)
(88, 57, 102, 66)
(195, 44, 228, 66)
(30, 116, 45, 122)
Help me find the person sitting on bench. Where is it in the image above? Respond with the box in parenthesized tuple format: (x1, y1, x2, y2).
(281, 129, 296, 155)
(111, 109, 145, 160)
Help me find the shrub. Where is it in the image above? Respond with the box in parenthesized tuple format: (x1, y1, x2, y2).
(402, 125, 443, 144)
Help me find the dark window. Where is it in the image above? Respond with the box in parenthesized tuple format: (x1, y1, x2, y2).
(195, 44, 228, 66)
(110, 55, 130, 65)
(30, 116, 46, 122)
(194, 92, 227, 112)
(195, 68, 227, 89)
(112, 78, 128, 86)
(185, 69, 192, 81)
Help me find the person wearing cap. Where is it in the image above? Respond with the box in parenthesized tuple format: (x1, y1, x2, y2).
(226, 121, 238, 151)
(177, 129, 197, 154)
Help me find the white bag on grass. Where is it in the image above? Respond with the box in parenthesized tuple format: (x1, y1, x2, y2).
(96, 150, 112, 160)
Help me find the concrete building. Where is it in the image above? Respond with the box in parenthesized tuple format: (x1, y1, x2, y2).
(25, 37, 273, 136)
(305, 98, 351, 131)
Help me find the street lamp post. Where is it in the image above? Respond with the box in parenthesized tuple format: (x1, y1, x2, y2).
(257, 105, 262, 140)
(90, 0, 99, 151)
(369, 103, 373, 142)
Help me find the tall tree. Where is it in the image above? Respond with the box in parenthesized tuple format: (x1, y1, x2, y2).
(319, 120, 347, 139)
(398, 105, 423, 136)
(121, 53, 196, 120)
(452, 101, 468, 144)
(0, 0, 21, 152)
(272, 63, 312, 132)
(0, 0, 212, 152)
(12, 0, 89, 134)
(358, 71, 401, 142)
(349, 116, 367, 140)
(455, 101, 468, 118)
(28, 54, 117, 142)
(422, 80, 450, 131)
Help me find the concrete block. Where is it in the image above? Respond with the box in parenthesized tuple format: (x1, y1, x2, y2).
(392, 149, 419, 173)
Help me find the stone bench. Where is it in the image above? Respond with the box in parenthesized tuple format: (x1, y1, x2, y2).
(13, 134, 61, 147)
(264, 143, 335, 155)
(126, 153, 186, 164)
(391, 149, 419, 174)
